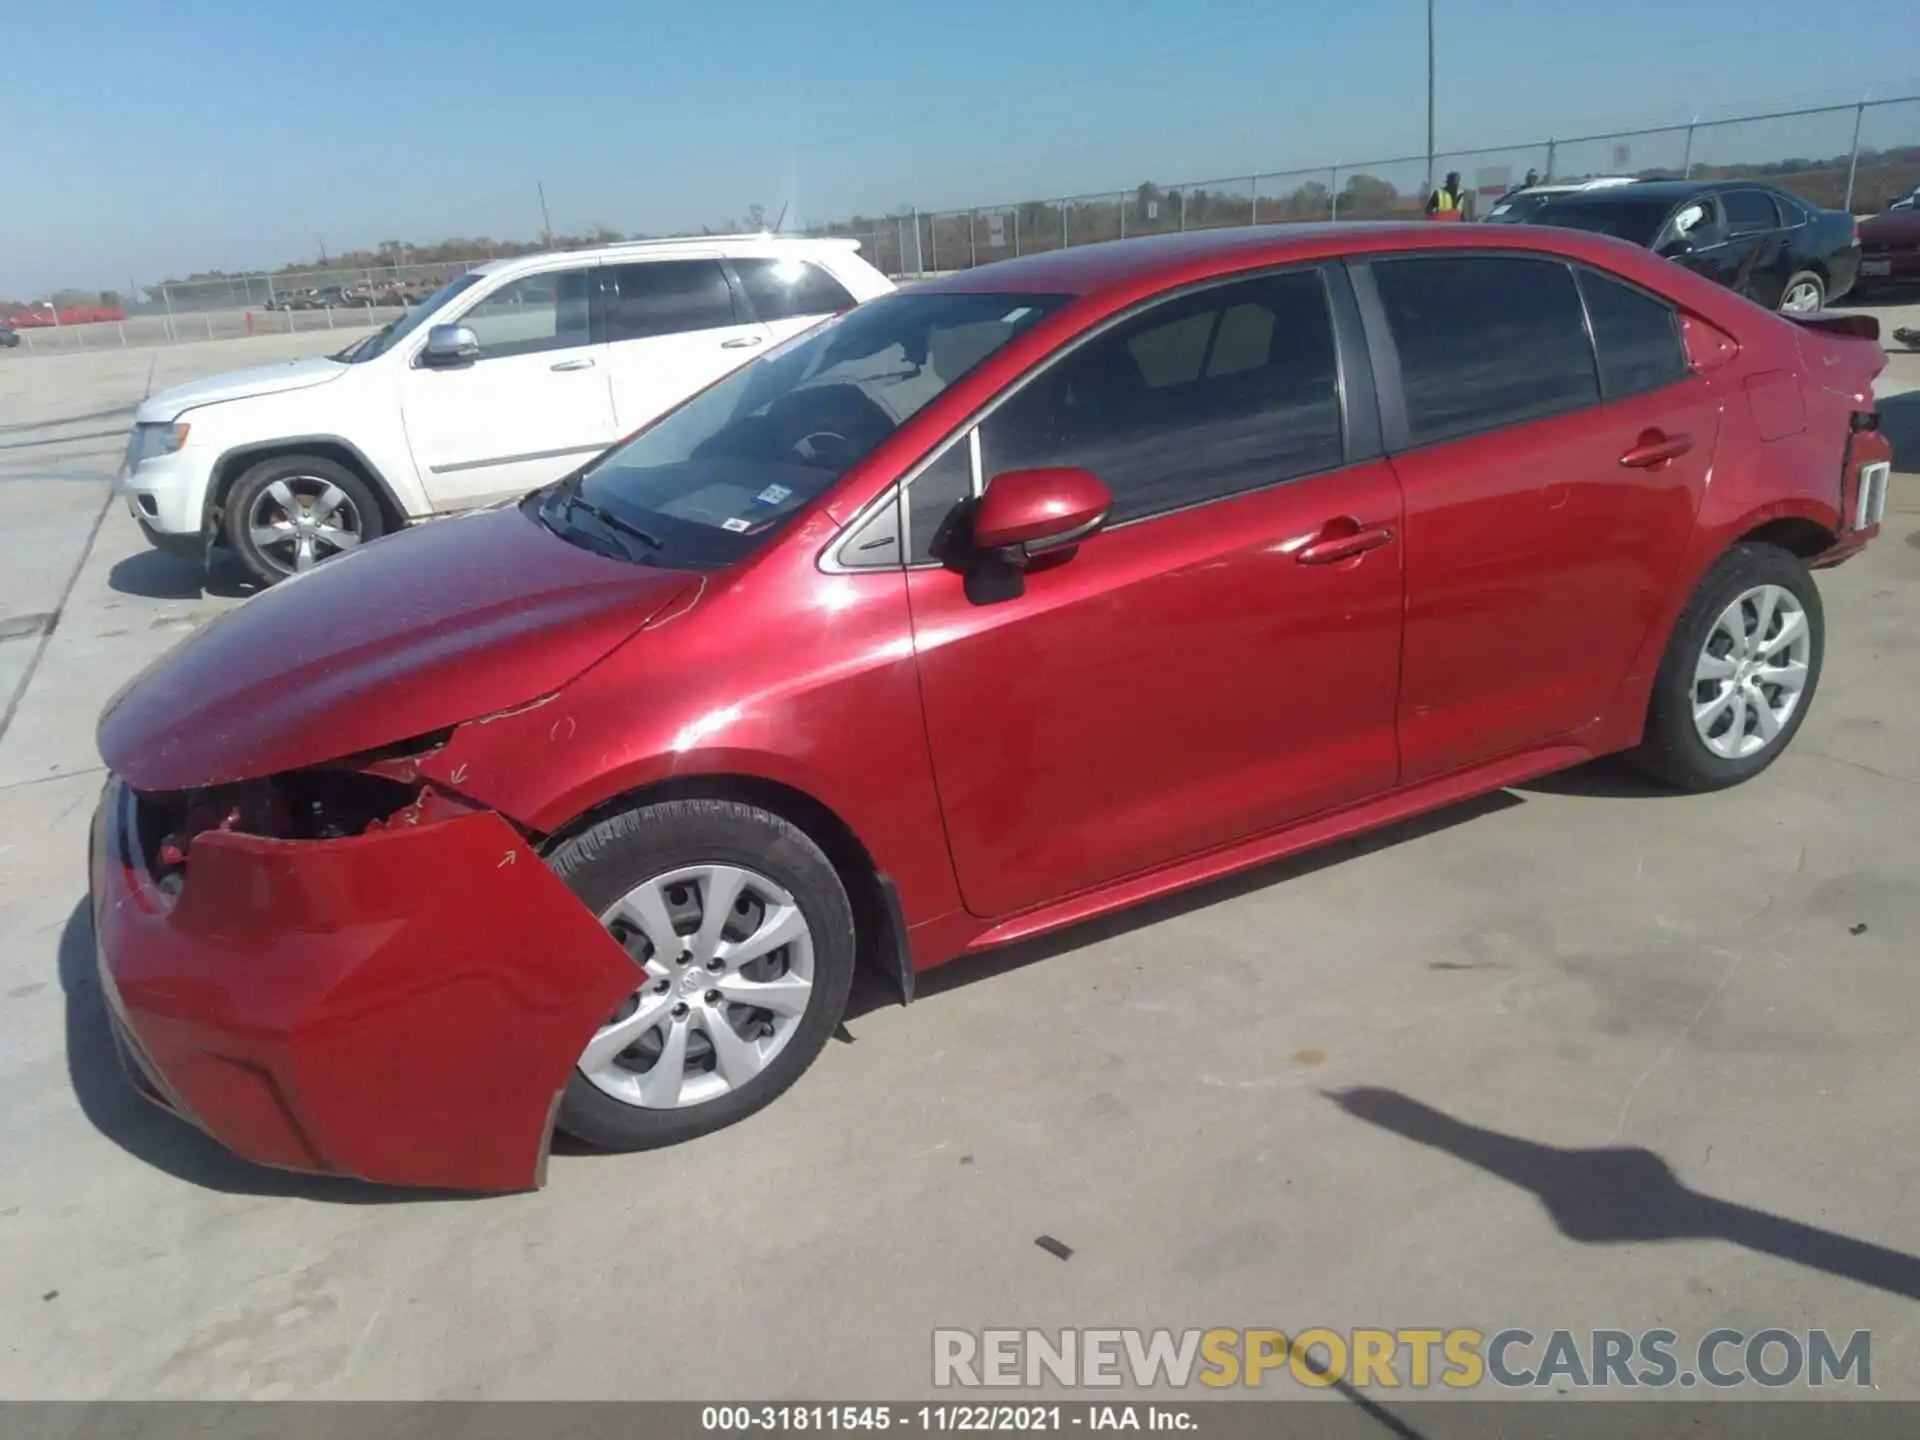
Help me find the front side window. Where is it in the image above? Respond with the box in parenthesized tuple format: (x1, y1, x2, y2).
(731, 257, 858, 322)
(1577, 269, 1687, 400)
(1373, 255, 1599, 445)
(978, 269, 1344, 526)
(457, 269, 593, 358)
(602, 260, 737, 343)
(536, 290, 1068, 569)
(1721, 189, 1780, 236)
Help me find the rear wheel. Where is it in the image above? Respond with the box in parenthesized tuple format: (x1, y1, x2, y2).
(223, 454, 384, 586)
(551, 799, 856, 1151)
(1778, 271, 1825, 313)
(1629, 543, 1824, 792)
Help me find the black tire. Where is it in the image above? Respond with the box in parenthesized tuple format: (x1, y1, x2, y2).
(550, 799, 856, 1152)
(1629, 543, 1825, 792)
(1778, 270, 1826, 313)
(222, 453, 386, 587)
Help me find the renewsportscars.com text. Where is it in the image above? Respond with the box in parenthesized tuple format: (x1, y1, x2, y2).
(932, 1327, 1872, 1390)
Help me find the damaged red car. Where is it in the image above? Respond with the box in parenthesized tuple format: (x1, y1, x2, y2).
(93, 223, 1894, 1192)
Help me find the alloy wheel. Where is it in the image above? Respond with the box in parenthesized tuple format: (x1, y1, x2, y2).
(246, 476, 363, 574)
(1691, 583, 1812, 760)
(1780, 281, 1822, 313)
(580, 863, 816, 1109)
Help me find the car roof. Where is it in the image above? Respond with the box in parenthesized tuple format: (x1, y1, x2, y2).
(917, 221, 1651, 300)
(468, 234, 863, 278)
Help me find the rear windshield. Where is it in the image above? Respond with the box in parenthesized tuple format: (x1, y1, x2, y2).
(531, 290, 1071, 569)
(1524, 197, 1674, 247)
(1485, 192, 1561, 223)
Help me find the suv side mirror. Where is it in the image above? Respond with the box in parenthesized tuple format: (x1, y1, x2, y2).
(421, 324, 481, 366)
(973, 467, 1112, 563)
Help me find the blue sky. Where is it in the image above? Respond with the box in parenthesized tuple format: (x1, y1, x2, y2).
(1, 0, 1917, 297)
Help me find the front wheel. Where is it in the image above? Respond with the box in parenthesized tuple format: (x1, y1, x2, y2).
(551, 799, 856, 1151)
(1629, 543, 1824, 792)
(223, 454, 385, 586)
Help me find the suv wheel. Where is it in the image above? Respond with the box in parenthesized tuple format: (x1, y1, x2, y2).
(1630, 543, 1824, 791)
(550, 799, 857, 1151)
(224, 454, 384, 585)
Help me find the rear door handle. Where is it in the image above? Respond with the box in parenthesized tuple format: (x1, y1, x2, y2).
(721, 335, 765, 349)
(1297, 522, 1395, 565)
(1619, 430, 1694, 468)
(550, 358, 596, 372)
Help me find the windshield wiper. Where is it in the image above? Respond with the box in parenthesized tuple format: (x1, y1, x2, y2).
(550, 479, 664, 554)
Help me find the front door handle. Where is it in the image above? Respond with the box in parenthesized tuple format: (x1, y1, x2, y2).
(721, 335, 765, 350)
(1296, 521, 1395, 565)
(550, 357, 596, 372)
(1619, 430, 1694, 468)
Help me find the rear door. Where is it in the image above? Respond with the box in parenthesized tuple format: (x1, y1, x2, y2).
(400, 264, 617, 509)
(906, 266, 1406, 919)
(1358, 251, 1713, 782)
(597, 259, 772, 434)
(726, 256, 862, 346)
(1720, 188, 1791, 307)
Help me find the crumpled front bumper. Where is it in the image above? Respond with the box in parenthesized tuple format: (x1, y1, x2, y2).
(89, 779, 638, 1191)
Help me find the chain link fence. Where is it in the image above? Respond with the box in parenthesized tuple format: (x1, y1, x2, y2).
(809, 94, 1920, 277)
(9, 94, 1918, 354)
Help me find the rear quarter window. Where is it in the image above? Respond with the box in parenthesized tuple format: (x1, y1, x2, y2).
(731, 258, 858, 321)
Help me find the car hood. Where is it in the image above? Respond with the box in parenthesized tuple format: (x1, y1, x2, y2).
(135, 356, 350, 421)
(98, 506, 700, 792)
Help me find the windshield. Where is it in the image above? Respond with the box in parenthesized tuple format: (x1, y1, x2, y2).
(533, 289, 1071, 569)
(334, 272, 483, 361)
(1524, 196, 1674, 246)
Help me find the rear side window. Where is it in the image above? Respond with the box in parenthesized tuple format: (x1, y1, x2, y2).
(601, 261, 737, 342)
(1373, 255, 1599, 445)
(1577, 270, 1687, 399)
(1721, 189, 1780, 235)
(980, 268, 1343, 525)
(731, 258, 858, 321)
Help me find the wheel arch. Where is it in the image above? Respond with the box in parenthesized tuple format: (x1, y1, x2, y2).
(537, 772, 916, 1006)
(206, 436, 410, 536)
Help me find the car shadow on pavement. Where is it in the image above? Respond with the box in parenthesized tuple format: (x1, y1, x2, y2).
(58, 898, 478, 1203)
(107, 549, 260, 602)
(1509, 757, 1681, 800)
(848, 792, 1523, 1021)
(1328, 1086, 1920, 1303)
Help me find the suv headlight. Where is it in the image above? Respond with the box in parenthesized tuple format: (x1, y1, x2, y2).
(127, 421, 191, 466)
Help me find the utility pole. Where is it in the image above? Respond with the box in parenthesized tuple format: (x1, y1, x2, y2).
(1425, 0, 1436, 205)
(317, 236, 329, 263)
(538, 182, 554, 247)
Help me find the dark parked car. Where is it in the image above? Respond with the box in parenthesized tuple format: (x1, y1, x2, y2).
(1522, 180, 1860, 313)
(1854, 206, 1920, 296)
(0, 324, 18, 348)
(94, 223, 1893, 1191)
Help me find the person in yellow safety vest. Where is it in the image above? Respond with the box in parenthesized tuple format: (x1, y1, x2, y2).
(1426, 171, 1466, 220)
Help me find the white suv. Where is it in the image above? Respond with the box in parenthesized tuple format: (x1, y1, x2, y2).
(120, 236, 894, 584)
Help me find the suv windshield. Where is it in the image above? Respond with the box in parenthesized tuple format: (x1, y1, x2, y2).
(531, 289, 1070, 569)
(333, 272, 482, 362)
(1525, 196, 1675, 247)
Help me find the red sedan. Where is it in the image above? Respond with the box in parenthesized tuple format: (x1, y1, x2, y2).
(93, 223, 1894, 1191)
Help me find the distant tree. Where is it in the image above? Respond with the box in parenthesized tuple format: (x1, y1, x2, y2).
(744, 203, 768, 231)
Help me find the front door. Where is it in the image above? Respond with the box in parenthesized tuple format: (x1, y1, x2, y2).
(401, 265, 617, 509)
(597, 259, 773, 434)
(907, 268, 1405, 920)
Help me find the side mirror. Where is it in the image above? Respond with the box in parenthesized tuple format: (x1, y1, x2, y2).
(1657, 235, 1695, 258)
(973, 467, 1112, 563)
(421, 324, 480, 366)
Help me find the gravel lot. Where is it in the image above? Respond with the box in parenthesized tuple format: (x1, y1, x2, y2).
(0, 306, 1917, 1405)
